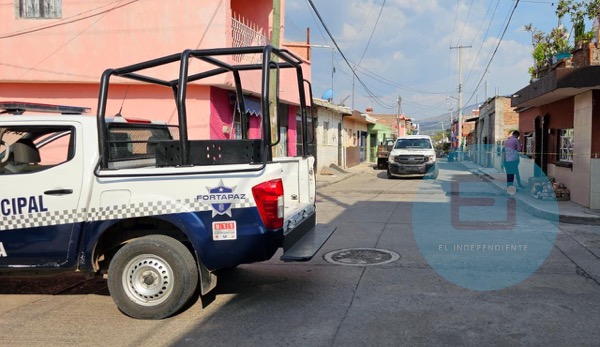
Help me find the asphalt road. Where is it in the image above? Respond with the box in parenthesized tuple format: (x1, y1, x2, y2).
(1, 161, 599, 346)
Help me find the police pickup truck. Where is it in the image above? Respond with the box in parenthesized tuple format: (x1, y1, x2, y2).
(0, 46, 335, 319)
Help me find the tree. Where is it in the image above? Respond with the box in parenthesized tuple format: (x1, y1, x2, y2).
(556, 0, 600, 45)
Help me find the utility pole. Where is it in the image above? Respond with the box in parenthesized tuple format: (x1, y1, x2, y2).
(352, 66, 356, 110)
(450, 45, 471, 160)
(396, 95, 402, 137)
(270, 0, 282, 157)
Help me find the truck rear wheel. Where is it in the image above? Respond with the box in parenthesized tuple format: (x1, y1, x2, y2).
(107, 235, 199, 319)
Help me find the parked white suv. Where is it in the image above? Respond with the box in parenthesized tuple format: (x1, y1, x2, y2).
(387, 135, 438, 179)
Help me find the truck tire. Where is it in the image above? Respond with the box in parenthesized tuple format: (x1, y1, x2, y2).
(107, 234, 199, 319)
(425, 165, 439, 180)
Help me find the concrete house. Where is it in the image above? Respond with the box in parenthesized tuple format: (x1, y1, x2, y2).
(0, 0, 310, 156)
(472, 96, 519, 169)
(312, 98, 351, 172)
(511, 44, 600, 209)
(344, 110, 376, 168)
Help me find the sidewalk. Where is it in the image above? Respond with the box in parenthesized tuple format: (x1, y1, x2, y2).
(459, 161, 600, 225)
(315, 162, 374, 189)
(315, 161, 600, 225)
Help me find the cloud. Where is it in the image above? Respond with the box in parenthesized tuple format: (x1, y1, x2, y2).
(285, 0, 557, 117)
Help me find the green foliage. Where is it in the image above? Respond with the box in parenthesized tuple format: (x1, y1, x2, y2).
(523, 0, 600, 78)
(556, 0, 600, 42)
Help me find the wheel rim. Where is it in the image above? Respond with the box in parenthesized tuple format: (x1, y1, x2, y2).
(121, 254, 174, 307)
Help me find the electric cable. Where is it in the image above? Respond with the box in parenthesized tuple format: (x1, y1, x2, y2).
(463, 0, 521, 109)
(306, 0, 395, 109)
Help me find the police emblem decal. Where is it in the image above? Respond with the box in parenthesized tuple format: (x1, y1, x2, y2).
(197, 179, 246, 217)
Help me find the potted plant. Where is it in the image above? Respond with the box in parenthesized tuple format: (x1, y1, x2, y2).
(548, 26, 573, 63)
(525, 25, 571, 79)
(556, 0, 600, 46)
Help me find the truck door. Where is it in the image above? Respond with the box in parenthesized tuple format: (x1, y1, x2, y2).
(0, 123, 84, 268)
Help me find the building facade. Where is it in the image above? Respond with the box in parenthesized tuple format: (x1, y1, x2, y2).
(312, 98, 351, 172)
(1, 0, 310, 156)
(512, 61, 600, 209)
(344, 111, 375, 168)
(472, 96, 519, 169)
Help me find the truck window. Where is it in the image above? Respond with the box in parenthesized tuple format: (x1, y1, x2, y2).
(0, 126, 75, 174)
(106, 123, 177, 162)
(394, 138, 432, 149)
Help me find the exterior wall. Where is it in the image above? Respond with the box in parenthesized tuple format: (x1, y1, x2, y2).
(498, 98, 519, 140)
(315, 108, 344, 171)
(287, 105, 298, 156)
(232, 0, 272, 39)
(1, 1, 230, 83)
(211, 87, 235, 140)
(1, 0, 308, 155)
(343, 116, 369, 168)
(519, 94, 595, 207)
(570, 92, 593, 207)
(0, 82, 211, 139)
(370, 114, 411, 137)
(368, 124, 393, 163)
(518, 98, 574, 170)
(592, 159, 600, 209)
(475, 99, 495, 167)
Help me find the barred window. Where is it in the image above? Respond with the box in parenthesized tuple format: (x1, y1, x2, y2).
(525, 134, 534, 157)
(559, 128, 573, 162)
(16, 0, 62, 19)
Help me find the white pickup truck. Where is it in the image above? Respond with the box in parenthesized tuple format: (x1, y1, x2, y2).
(386, 135, 439, 179)
(0, 46, 335, 319)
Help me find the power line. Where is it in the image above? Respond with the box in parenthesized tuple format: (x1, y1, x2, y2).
(464, 0, 521, 107)
(463, 0, 501, 88)
(305, 0, 395, 109)
(356, 0, 385, 67)
(347, 0, 377, 52)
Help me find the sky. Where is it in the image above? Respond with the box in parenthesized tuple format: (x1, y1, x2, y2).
(284, 0, 581, 121)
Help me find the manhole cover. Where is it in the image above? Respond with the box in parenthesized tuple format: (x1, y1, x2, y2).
(324, 248, 400, 266)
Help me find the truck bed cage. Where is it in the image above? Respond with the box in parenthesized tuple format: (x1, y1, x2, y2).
(96, 45, 311, 170)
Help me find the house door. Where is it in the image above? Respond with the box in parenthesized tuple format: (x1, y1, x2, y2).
(534, 115, 548, 176)
(359, 131, 367, 162)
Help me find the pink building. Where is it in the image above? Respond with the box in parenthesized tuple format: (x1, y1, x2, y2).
(0, 0, 310, 155)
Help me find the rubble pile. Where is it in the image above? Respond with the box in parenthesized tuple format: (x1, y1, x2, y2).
(530, 178, 570, 201)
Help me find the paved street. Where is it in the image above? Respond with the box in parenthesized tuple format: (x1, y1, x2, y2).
(1, 160, 600, 346)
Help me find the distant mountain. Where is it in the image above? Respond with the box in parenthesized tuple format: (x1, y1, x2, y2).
(415, 103, 479, 135)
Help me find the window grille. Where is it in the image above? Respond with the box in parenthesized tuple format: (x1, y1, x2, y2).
(559, 128, 573, 162)
(16, 0, 61, 19)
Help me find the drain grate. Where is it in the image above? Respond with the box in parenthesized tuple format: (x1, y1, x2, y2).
(324, 248, 400, 266)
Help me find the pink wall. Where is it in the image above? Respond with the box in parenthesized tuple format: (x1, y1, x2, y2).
(1, 1, 230, 83)
(1, 0, 307, 149)
(288, 106, 298, 156)
(0, 83, 99, 110)
(0, 1, 304, 106)
(209, 87, 268, 140)
(0, 82, 210, 139)
(232, 0, 271, 38)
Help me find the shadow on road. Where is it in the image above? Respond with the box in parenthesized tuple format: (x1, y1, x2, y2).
(0, 272, 109, 295)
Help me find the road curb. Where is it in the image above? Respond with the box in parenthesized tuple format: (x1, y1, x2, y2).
(470, 167, 600, 225)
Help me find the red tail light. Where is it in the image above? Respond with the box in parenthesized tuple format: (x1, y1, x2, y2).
(252, 179, 284, 229)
